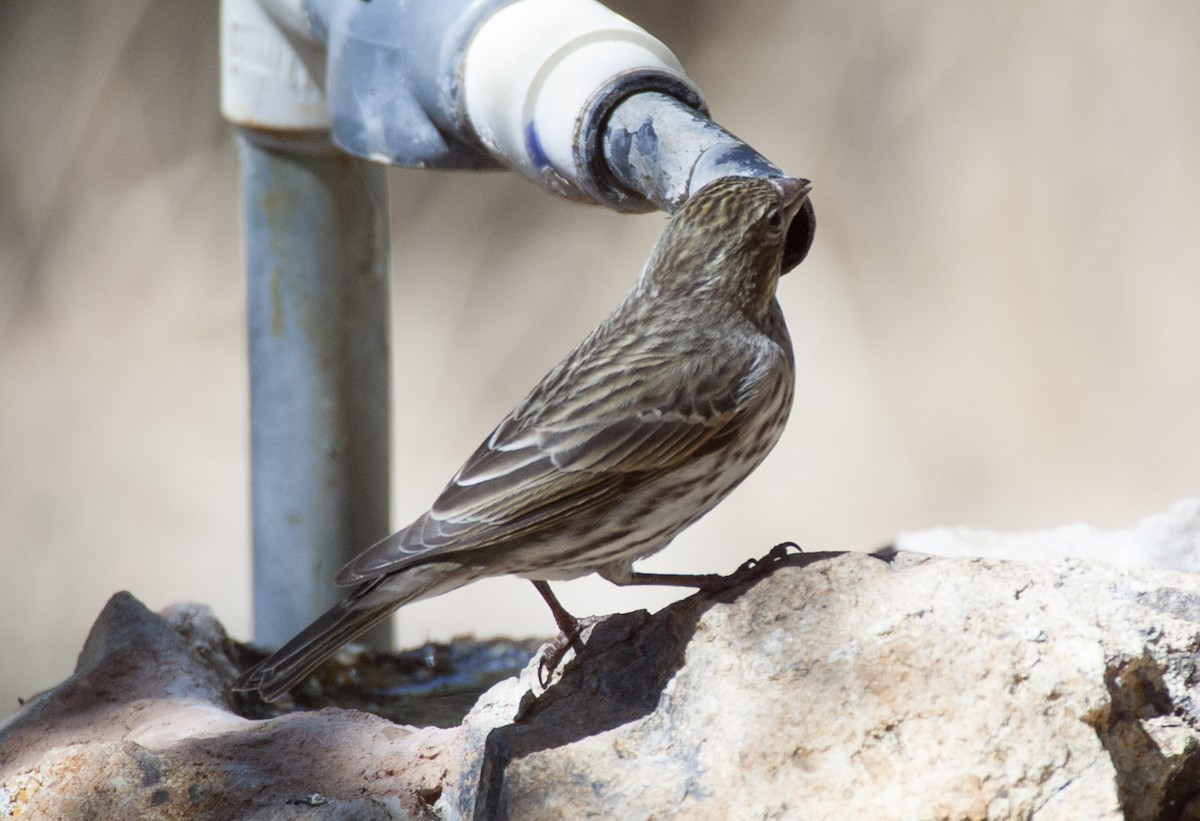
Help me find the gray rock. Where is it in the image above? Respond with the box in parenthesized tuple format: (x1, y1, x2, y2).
(454, 550, 1200, 820)
(0, 593, 456, 820)
(897, 496, 1200, 572)
(4, 508, 1200, 819)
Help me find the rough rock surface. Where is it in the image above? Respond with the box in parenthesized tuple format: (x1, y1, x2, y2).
(453, 551, 1200, 820)
(899, 496, 1200, 572)
(4, 508, 1200, 819)
(0, 595, 453, 820)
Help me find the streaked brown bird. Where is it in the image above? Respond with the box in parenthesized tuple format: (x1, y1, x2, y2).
(235, 174, 811, 701)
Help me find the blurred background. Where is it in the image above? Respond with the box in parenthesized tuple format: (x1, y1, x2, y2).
(2, 1, 1198, 718)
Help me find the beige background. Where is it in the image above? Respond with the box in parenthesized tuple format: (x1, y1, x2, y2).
(1, 1, 1197, 719)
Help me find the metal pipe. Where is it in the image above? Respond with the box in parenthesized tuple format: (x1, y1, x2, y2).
(600, 91, 817, 271)
(239, 128, 392, 649)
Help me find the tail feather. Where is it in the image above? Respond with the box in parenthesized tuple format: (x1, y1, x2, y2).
(234, 562, 471, 702)
(234, 595, 398, 702)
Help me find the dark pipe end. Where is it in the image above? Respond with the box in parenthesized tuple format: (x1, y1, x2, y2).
(782, 197, 816, 273)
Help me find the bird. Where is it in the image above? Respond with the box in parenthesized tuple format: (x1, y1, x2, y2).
(235, 174, 812, 701)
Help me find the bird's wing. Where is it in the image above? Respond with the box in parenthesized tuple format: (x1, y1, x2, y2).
(336, 349, 754, 584)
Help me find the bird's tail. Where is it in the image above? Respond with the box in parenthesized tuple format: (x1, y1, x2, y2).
(233, 581, 407, 703)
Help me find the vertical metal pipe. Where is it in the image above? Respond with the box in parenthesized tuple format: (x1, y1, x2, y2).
(238, 128, 392, 650)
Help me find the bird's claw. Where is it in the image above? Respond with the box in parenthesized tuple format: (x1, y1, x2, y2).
(536, 614, 607, 688)
(537, 637, 572, 688)
(732, 541, 804, 579)
(766, 540, 804, 561)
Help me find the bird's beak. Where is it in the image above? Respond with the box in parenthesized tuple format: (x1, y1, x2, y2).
(777, 177, 815, 274)
(777, 177, 812, 214)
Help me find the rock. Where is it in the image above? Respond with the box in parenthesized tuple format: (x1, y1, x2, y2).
(455, 551, 1200, 820)
(0, 594, 458, 820)
(4, 507, 1200, 819)
(897, 496, 1200, 572)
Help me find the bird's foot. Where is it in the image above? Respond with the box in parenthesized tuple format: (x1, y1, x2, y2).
(596, 541, 806, 598)
(731, 540, 804, 580)
(537, 613, 607, 688)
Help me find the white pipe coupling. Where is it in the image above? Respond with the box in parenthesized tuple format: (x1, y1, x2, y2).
(220, 0, 329, 130)
(463, 0, 703, 201)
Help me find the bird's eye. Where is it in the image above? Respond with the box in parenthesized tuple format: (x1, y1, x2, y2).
(766, 208, 785, 235)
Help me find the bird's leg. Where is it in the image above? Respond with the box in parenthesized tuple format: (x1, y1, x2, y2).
(532, 580, 580, 637)
(599, 542, 805, 591)
(600, 568, 729, 591)
(532, 581, 604, 686)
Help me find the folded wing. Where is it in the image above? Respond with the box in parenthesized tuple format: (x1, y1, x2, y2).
(337, 345, 755, 584)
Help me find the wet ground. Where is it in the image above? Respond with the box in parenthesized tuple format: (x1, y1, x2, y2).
(231, 637, 545, 728)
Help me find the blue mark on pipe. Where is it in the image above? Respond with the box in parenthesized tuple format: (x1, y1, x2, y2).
(524, 122, 552, 171)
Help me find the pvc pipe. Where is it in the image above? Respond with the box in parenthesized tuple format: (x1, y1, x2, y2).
(309, 0, 508, 169)
(462, 0, 705, 209)
(223, 0, 812, 228)
(220, 0, 328, 130)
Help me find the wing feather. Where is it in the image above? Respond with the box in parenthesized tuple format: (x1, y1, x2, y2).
(336, 336, 758, 585)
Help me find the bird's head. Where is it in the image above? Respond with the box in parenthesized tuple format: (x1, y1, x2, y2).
(642, 175, 812, 318)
